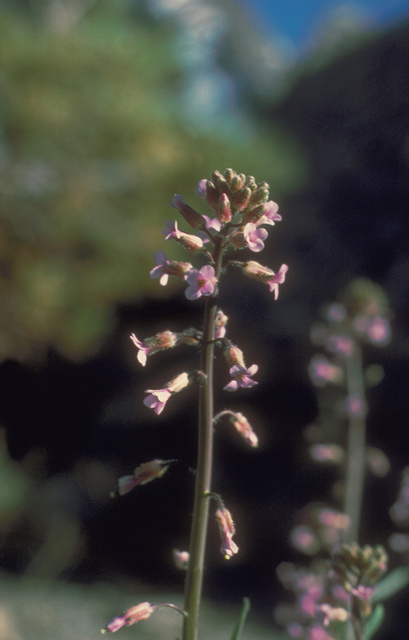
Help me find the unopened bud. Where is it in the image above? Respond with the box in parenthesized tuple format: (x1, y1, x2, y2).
(216, 193, 232, 223)
(224, 346, 245, 368)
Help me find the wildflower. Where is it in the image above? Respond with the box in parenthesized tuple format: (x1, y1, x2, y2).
(308, 355, 343, 386)
(224, 364, 258, 391)
(150, 250, 193, 286)
(257, 200, 282, 225)
(215, 507, 239, 559)
(170, 194, 205, 230)
(162, 220, 204, 253)
(173, 549, 189, 570)
(103, 602, 154, 633)
(196, 178, 207, 198)
(202, 214, 222, 233)
(229, 412, 258, 447)
(116, 459, 175, 496)
(184, 265, 217, 300)
(214, 309, 228, 339)
(242, 261, 288, 298)
(130, 330, 177, 366)
(243, 223, 268, 252)
(216, 193, 232, 223)
(224, 345, 245, 368)
(144, 372, 190, 415)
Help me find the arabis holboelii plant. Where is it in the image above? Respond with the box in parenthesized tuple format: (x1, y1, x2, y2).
(102, 169, 288, 639)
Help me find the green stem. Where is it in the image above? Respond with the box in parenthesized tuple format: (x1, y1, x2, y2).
(343, 343, 366, 544)
(182, 242, 224, 640)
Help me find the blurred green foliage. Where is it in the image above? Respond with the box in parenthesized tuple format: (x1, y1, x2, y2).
(0, 1, 304, 361)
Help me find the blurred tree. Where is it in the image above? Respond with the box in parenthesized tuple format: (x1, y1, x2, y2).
(0, 0, 303, 361)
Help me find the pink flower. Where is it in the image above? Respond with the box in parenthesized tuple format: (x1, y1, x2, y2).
(116, 459, 175, 496)
(309, 355, 343, 386)
(150, 250, 193, 286)
(215, 507, 239, 559)
(214, 309, 228, 339)
(143, 388, 172, 415)
(104, 602, 154, 633)
(243, 223, 268, 252)
(162, 220, 204, 253)
(144, 372, 190, 415)
(130, 330, 177, 366)
(257, 200, 282, 225)
(196, 178, 207, 198)
(224, 363, 258, 391)
(202, 214, 222, 233)
(242, 261, 288, 298)
(184, 265, 217, 300)
(367, 316, 391, 345)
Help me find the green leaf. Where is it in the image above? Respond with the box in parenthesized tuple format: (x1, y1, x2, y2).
(229, 597, 250, 640)
(372, 566, 409, 604)
(364, 603, 385, 640)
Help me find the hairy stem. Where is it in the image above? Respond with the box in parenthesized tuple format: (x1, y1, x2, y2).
(182, 241, 224, 640)
(343, 344, 366, 543)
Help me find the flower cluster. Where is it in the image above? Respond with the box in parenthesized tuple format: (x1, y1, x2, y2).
(150, 169, 287, 301)
(104, 169, 287, 637)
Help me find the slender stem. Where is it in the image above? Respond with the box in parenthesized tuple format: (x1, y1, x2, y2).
(182, 242, 224, 640)
(343, 343, 366, 543)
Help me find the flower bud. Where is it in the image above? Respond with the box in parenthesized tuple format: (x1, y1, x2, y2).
(167, 371, 190, 394)
(171, 194, 205, 230)
(216, 193, 232, 223)
(103, 602, 154, 633)
(230, 186, 251, 212)
(224, 346, 245, 368)
(229, 412, 258, 447)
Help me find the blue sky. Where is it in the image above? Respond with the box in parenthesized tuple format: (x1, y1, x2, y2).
(238, 0, 409, 49)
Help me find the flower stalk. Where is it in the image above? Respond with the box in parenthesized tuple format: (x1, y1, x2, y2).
(182, 239, 224, 640)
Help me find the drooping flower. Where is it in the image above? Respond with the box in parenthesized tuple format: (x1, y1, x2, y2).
(162, 220, 204, 253)
(172, 549, 189, 570)
(243, 223, 268, 252)
(214, 309, 228, 339)
(229, 411, 258, 447)
(224, 345, 245, 368)
(242, 261, 288, 298)
(116, 459, 175, 496)
(144, 372, 190, 415)
(103, 602, 154, 633)
(184, 265, 217, 300)
(130, 330, 177, 366)
(224, 363, 258, 391)
(150, 250, 193, 286)
(215, 507, 239, 559)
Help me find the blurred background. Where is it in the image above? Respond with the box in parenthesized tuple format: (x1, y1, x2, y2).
(1, 0, 409, 638)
